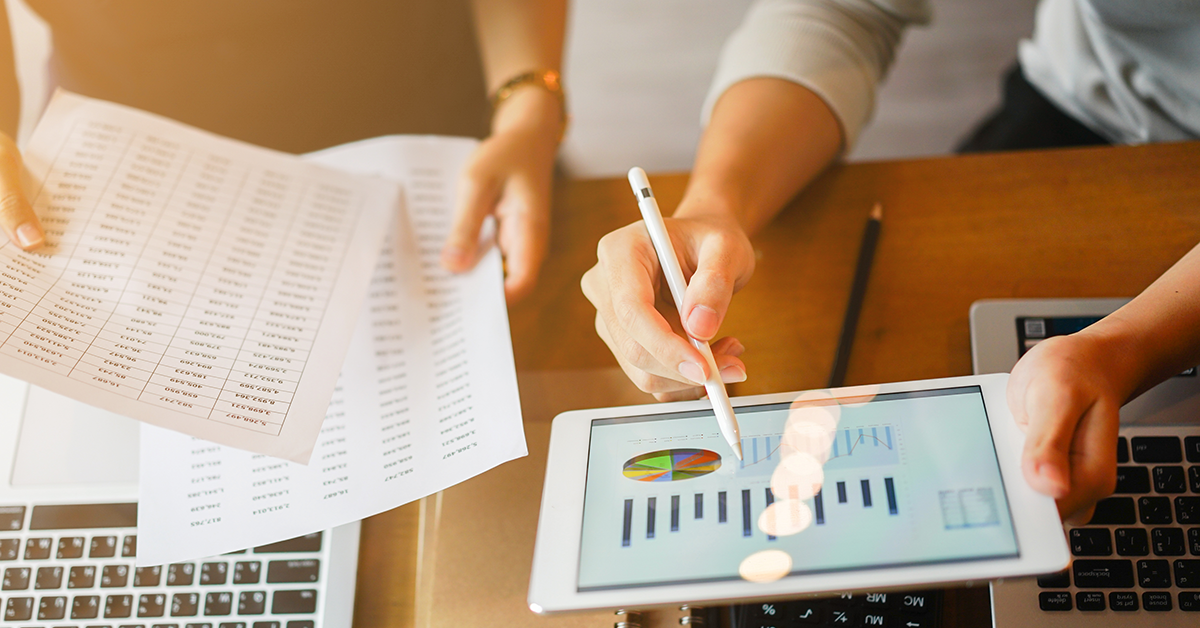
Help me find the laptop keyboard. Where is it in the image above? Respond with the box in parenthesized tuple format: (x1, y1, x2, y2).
(1035, 434, 1200, 614)
(0, 502, 326, 628)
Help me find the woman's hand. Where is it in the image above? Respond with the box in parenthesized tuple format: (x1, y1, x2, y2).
(0, 132, 44, 251)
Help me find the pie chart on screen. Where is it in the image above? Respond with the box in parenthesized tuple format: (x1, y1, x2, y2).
(622, 449, 721, 482)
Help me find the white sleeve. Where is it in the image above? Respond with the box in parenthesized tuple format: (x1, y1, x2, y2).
(704, 0, 932, 151)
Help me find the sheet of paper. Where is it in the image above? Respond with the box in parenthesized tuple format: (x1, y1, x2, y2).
(136, 136, 527, 566)
(0, 92, 400, 463)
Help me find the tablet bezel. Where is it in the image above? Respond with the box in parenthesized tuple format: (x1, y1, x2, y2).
(528, 373, 1068, 613)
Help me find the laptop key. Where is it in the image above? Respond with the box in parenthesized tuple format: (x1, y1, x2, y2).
(4, 595, 34, 620)
(219, 623, 248, 628)
(58, 536, 86, 559)
(1190, 467, 1200, 493)
(237, 591, 266, 615)
(1073, 559, 1135, 588)
(1069, 528, 1112, 556)
(1109, 591, 1138, 611)
(70, 565, 97, 588)
(200, 563, 227, 585)
(1140, 496, 1173, 524)
(36, 565, 64, 589)
(135, 567, 162, 587)
(0, 506, 24, 531)
(139, 593, 166, 617)
(171, 593, 200, 616)
(286, 622, 315, 628)
(1190, 528, 1200, 555)
(271, 590, 316, 614)
(3, 566, 30, 589)
(1143, 591, 1173, 611)
(1115, 528, 1149, 556)
(39, 594, 67, 619)
(266, 560, 319, 583)
(1176, 559, 1200, 587)
(167, 564, 195, 586)
(1180, 591, 1200, 611)
(26, 537, 53, 559)
(105, 593, 134, 618)
(73, 594, 101, 619)
(1114, 466, 1150, 493)
(253, 533, 321, 554)
(1117, 437, 1129, 463)
(90, 535, 118, 558)
(252, 622, 280, 628)
(122, 536, 137, 558)
(204, 592, 232, 616)
(0, 538, 18, 560)
(1154, 466, 1188, 493)
(1075, 591, 1104, 611)
(1178, 496, 1200, 523)
(102, 565, 130, 588)
(1152, 528, 1186, 555)
(1185, 436, 1200, 463)
(1088, 497, 1136, 525)
(1132, 436, 1183, 463)
(1037, 592, 1071, 611)
(1137, 559, 1172, 587)
(232, 562, 260, 585)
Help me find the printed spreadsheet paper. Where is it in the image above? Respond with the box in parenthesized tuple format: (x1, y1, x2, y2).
(136, 136, 527, 566)
(0, 92, 400, 463)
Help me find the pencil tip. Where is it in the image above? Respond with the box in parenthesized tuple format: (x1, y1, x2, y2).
(871, 202, 883, 221)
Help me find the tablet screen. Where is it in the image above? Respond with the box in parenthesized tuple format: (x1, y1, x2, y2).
(578, 386, 1019, 590)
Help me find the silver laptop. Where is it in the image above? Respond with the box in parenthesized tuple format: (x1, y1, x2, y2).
(0, 374, 359, 628)
(971, 298, 1200, 626)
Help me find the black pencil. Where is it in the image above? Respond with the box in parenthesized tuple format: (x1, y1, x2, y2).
(827, 203, 882, 388)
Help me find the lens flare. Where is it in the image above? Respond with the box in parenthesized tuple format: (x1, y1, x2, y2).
(738, 549, 793, 583)
(757, 498, 814, 537)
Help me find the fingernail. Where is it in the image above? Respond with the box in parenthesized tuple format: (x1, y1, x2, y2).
(686, 305, 719, 339)
(727, 339, 746, 357)
(720, 365, 747, 383)
(678, 361, 706, 385)
(15, 223, 42, 249)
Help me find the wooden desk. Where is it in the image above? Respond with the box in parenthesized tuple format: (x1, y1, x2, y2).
(353, 141, 1200, 627)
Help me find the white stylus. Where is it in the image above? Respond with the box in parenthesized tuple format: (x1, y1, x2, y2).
(627, 167, 744, 461)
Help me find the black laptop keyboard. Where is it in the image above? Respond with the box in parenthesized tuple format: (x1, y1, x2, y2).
(1035, 435, 1200, 613)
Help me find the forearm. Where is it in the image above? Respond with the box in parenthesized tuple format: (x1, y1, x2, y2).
(1091, 242, 1200, 400)
(676, 77, 842, 236)
(0, 0, 21, 139)
(470, 0, 565, 138)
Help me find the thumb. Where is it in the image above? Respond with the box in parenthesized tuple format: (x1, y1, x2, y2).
(1020, 377, 1089, 499)
(0, 134, 43, 251)
(681, 239, 742, 342)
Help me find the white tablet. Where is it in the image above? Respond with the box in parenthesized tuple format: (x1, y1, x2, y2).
(528, 374, 1068, 613)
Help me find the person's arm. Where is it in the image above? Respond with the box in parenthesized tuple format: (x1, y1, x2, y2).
(1011, 242, 1200, 522)
(0, 0, 44, 251)
(582, 0, 929, 399)
(441, 0, 567, 301)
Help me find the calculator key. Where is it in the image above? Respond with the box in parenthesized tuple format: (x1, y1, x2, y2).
(3, 566, 30, 589)
(1176, 559, 1200, 587)
(72, 594, 100, 619)
(122, 535, 138, 557)
(1088, 497, 1136, 525)
(1139, 496, 1173, 524)
(1152, 528, 1186, 555)
(1178, 496, 1200, 523)
(58, 536, 86, 559)
(1114, 466, 1150, 493)
(1109, 591, 1138, 611)
(172, 592, 200, 616)
(4, 595, 33, 620)
(858, 611, 887, 626)
(898, 592, 933, 613)
(35, 565, 64, 589)
(135, 566, 162, 587)
(826, 606, 856, 624)
(102, 564, 130, 587)
(789, 602, 821, 624)
(1184, 436, 1200, 463)
(69, 565, 96, 588)
(271, 590, 316, 614)
(1037, 592, 1071, 611)
(1132, 436, 1183, 463)
(0, 538, 18, 560)
(1073, 559, 1135, 588)
(200, 563, 227, 585)
(1153, 466, 1188, 493)
(0, 506, 24, 531)
(233, 562, 261, 585)
(90, 535, 118, 558)
(1117, 437, 1129, 463)
(204, 592, 233, 616)
(1143, 591, 1173, 611)
(1180, 591, 1200, 611)
(104, 593, 134, 618)
(38, 594, 67, 619)
(1075, 591, 1104, 611)
(238, 591, 266, 615)
(25, 537, 53, 559)
(1115, 528, 1149, 556)
(266, 560, 319, 584)
(168, 563, 195, 586)
(138, 593, 166, 617)
(1070, 528, 1112, 556)
(254, 533, 322, 554)
(1137, 559, 1172, 588)
(862, 592, 891, 608)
